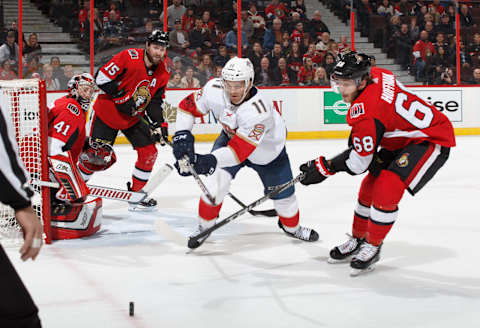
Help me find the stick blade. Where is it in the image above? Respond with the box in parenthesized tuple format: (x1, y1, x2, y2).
(143, 164, 173, 194)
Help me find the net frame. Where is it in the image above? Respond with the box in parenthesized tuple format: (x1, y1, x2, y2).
(0, 79, 51, 245)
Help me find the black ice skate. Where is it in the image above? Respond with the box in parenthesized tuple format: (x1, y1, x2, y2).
(127, 182, 158, 212)
(277, 220, 319, 242)
(350, 242, 382, 276)
(328, 234, 364, 264)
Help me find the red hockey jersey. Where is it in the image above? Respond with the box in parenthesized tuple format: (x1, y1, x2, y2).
(346, 67, 455, 160)
(48, 96, 86, 161)
(94, 48, 170, 130)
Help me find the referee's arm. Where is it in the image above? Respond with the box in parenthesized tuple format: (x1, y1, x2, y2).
(0, 104, 34, 210)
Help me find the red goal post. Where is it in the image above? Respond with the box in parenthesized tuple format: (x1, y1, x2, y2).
(0, 79, 51, 245)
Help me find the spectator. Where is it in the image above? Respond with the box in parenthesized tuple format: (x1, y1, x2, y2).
(434, 33, 450, 55)
(172, 56, 184, 75)
(272, 57, 297, 86)
(196, 54, 214, 85)
(160, 0, 186, 30)
(436, 14, 454, 39)
(59, 65, 74, 90)
(167, 72, 184, 88)
(247, 42, 264, 70)
(42, 64, 60, 90)
(394, 0, 411, 16)
(413, 30, 436, 82)
(170, 19, 190, 54)
(103, 2, 121, 21)
(50, 57, 64, 82)
(145, 0, 161, 22)
(218, 1, 237, 30)
(338, 35, 350, 53)
(287, 12, 302, 34)
(240, 10, 254, 42)
(263, 18, 284, 51)
(459, 4, 475, 28)
(23, 33, 41, 61)
(211, 65, 223, 80)
(128, 19, 154, 44)
(180, 66, 200, 88)
(201, 11, 216, 34)
(307, 10, 330, 40)
(281, 31, 291, 52)
(213, 45, 229, 67)
(248, 3, 265, 33)
(396, 23, 413, 70)
(429, 0, 445, 15)
(357, 0, 373, 36)
(225, 21, 248, 53)
(297, 57, 314, 85)
(267, 43, 284, 69)
(182, 6, 195, 32)
(312, 66, 329, 86)
(469, 67, 480, 84)
(0, 60, 17, 80)
(189, 18, 212, 54)
(265, 0, 288, 21)
(409, 16, 420, 42)
(290, 22, 305, 45)
(424, 21, 436, 43)
(289, 0, 307, 18)
(254, 56, 274, 86)
(317, 32, 331, 52)
(103, 9, 126, 46)
(377, 0, 394, 17)
(22, 56, 41, 79)
(287, 42, 303, 73)
(427, 46, 451, 84)
(0, 30, 19, 71)
(436, 67, 455, 85)
(322, 52, 336, 77)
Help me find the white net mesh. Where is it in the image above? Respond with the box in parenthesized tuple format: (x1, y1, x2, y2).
(0, 79, 47, 246)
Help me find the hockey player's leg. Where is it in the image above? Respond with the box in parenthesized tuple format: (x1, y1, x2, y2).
(350, 170, 405, 276)
(127, 144, 158, 211)
(329, 173, 375, 263)
(193, 169, 233, 245)
(255, 148, 318, 242)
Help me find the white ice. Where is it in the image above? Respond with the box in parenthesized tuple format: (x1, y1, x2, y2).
(5, 136, 480, 328)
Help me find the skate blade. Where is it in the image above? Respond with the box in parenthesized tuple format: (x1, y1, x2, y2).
(327, 257, 351, 264)
(350, 264, 376, 277)
(128, 205, 158, 212)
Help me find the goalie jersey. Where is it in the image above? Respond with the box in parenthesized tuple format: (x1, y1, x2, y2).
(176, 78, 287, 165)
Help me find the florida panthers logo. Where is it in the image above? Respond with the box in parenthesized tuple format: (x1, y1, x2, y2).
(132, 80, 152, 112)
(396, 153, 409, 168)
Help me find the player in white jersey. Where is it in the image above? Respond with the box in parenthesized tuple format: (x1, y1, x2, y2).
(172, 57, 319, 242)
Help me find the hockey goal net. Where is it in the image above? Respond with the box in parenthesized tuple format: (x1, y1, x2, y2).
(0, 79, 51, 245)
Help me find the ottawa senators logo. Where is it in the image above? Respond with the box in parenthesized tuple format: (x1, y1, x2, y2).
(396, 153, 409, 168)
(132, 80, 152, 112)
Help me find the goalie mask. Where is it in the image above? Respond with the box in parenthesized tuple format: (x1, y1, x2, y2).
(79, 139, 117, 172)
(221, 57, 254, 105)
(68, 73, 96, 111)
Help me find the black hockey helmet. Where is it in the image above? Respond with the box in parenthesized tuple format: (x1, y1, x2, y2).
(331, 51, 372, 81)
(146, 30, 169, 47)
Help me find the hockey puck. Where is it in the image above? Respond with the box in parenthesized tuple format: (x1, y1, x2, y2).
(129, 302, 134, 316)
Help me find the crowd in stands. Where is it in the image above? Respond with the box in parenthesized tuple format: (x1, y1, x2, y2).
(327, 0, 480, 84)
(3, 0, 480, 87)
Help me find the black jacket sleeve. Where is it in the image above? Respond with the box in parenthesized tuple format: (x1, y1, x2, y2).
(145, 87, 165, 124)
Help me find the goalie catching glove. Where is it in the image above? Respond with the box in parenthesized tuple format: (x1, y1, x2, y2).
(49, 151, 89, 201)
(299, 156, 336, 185)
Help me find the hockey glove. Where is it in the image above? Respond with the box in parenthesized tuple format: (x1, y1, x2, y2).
(193, 153, 217, 176)
(172, 130, 195, 162)
(299, 156, 336, 185)
(369, 148, 396, 177)
(113, 95, 138, 116)
(151, 121, 169, 146)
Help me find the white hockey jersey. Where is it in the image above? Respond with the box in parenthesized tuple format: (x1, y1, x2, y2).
(176, 78, 286, 166)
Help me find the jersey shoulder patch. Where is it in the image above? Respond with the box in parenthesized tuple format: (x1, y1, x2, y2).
(349, 102, 365, 119)
(66, 102, 80, 116)
(127, 49, 139, 59)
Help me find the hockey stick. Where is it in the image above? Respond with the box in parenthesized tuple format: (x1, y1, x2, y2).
(32, 163, 173, 204)
(187, 173, 305, 249)
(227, 193, 278, 217)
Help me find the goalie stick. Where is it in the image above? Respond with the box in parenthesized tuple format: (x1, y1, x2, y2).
(33, 163, 173, 204)
(187, 173, 305, 249)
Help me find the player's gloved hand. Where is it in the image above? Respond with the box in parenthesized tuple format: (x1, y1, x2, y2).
(172, 130, 195, 162)
(151, 121, 169, 146)
(299, 156, 336, 185)
(192, 153, 217, 176)
(369, 148, 396, 177)
(113, 95, 138, 116)
(174, 159, 192, 177)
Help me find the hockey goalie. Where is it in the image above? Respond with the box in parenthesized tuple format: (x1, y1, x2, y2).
(48, 73, 116, 240)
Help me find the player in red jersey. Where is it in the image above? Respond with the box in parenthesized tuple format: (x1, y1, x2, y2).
(299, 52, 455, 275)
(88, 30, 171, 211)
(48, 73, 104, 240)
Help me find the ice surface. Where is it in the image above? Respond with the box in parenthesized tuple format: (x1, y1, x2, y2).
(5, 136, 480, 328)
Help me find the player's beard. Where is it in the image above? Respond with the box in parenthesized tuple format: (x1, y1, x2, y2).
(145, 48, 163, 66)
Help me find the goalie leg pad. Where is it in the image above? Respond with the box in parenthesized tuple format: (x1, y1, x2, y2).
(49, 152, 89, 202)
(51, 198, 102, 240)
(131, 144, 158, 191)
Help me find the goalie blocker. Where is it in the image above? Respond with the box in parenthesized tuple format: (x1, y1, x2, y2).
(49, 151, 103, 240)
